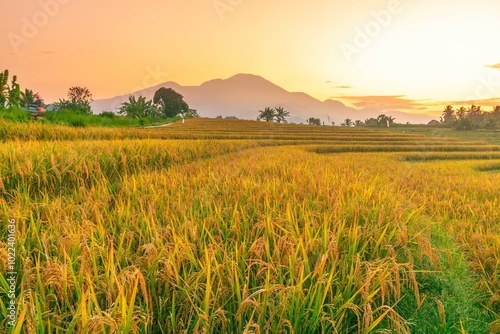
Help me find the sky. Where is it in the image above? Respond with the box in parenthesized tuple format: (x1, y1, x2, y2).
(1, 0, 500, 116)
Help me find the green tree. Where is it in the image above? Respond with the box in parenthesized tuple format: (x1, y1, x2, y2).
(454, 117, 474, 130)
(364, 118, 378, 127)
(0, 70, 9, 108)
(468, 105, 484, 126)
(119, 96, 158, 119)
(257, 107, 276, 122)
(180, 109, 199, 119)
(68, 86, 92, 103)
(484, 115, 499, 130)
(274, 106, 290, 123)
(377, 114, 388, 127)
(341, 118, 354, 127)
(467, 105, 481, 116)
(354, 120, 363, 127)
(153, 87, 189, 118)
(8, 75, 21, 108)
(455, 107, 467, 120)
(441, 105, 456, 124)
(21, 89, 34, 108)
(306, 117, 321, 125)
(57, 86, 93, 114)
(375, 115, 395, 127)
(449, 105, 500, 130)
(492, 106, 500, 116)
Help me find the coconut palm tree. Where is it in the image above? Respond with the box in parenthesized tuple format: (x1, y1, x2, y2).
(257, 107, 276, 122)
(468, 105, 481, 115)
(21, 89, 34, 109)
(456, 107, 467, 119)
(341, 118, 354, 127)
(441, 105, 455, 124)
(274, 106, 290, 123)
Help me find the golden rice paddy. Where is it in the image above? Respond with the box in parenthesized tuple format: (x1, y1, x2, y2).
(0, 118, 499, 333)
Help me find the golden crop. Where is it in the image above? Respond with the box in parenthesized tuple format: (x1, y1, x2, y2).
(0, 118, 499, 333)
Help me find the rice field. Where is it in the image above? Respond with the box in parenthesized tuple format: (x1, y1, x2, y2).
(0, 118, 499, 333)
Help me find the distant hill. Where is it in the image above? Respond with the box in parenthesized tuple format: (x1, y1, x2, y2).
(91, 74, 435, 124)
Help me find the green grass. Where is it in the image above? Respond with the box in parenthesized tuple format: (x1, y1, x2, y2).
(396, 221, 494, 333)
(43, 110, 179, 127)
(0, 107, 30, 122)
(0, 107, 179, 128)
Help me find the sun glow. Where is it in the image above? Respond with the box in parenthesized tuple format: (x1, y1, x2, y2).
(1, 0, 500, 111)
(343, 3, 500, 101)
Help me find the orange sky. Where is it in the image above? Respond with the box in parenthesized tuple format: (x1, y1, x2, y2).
(1, 0, 500, 115)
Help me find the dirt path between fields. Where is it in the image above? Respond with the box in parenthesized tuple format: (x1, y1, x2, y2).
(143, 123, 173, 129)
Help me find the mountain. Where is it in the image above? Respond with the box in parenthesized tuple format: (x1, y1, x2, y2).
(91, 74, 435, 124)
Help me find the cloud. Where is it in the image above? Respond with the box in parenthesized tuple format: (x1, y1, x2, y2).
(485, 63, 500, 70)
(335, 85, 352, 89)
(327, 95, 440, 124)
(325, 94, 500, 123)
(336, 95, 426, 111)
(333, 95, 500, 116)
(447, 97, 500, 107)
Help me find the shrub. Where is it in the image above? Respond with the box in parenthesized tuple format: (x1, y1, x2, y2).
(100, 111, 116, 118)
(0, 106, 30, 122)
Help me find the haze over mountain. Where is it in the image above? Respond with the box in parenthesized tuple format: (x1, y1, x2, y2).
(92, 74, 436, 124)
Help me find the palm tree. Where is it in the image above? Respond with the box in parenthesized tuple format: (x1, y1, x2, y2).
(341, 118, 354, 127)
(8, 75, 21, 108)
(354, 120, 363, 127)
(467, 105, 485, 125)
(456, 107, 467, 119)
(376, 114, 388, 127)
(491, 106, 500, 125)
(386, 116, 396, 127)
(441, 105, 455, 124)
(119, 96, 158, 119)
(274, 106, 290, 123)
(375, 115, 395, 127)
(257, 107, 276, 122)
(468, 105, 481, 115)
(21, 89, 34, 109)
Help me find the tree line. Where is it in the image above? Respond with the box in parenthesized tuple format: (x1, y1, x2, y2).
(1, 69, 33, 110)
(0, 69, 196, 122)
(120, 88, 198, 120)
(256, 106, 397, 128)
(441, 105, 500, 130)
(257, 107, 290, 123)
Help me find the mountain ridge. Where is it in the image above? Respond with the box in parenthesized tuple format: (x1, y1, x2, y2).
(91, 74, 436, 124)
